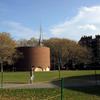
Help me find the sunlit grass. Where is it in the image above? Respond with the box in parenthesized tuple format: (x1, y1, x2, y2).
(0, 86, 100, 100)
(0, 70, 100, 83)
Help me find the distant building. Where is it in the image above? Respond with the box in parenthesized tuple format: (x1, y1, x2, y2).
(15, 27, 51, 71)
(14, 46, 50, 71)
(4, 26, 51, 71)
(79, 35, 100, 65)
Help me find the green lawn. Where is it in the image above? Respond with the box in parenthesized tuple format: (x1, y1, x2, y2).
(0, 70, 100, 83)
(0, 71, 100, 100)
(0, 86, 100, 100)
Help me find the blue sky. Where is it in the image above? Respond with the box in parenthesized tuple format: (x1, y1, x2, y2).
(0, 0, 100, 41)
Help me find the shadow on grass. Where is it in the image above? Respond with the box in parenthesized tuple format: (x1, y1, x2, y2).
(51, 74, 100, 96)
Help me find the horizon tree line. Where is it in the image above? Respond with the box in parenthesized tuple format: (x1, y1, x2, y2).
(0, 32, 97, 70)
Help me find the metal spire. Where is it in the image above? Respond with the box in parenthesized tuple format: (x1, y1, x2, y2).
(39, 24, 43, 46)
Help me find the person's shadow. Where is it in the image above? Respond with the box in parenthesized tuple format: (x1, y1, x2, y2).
(51, 74, 100, 96)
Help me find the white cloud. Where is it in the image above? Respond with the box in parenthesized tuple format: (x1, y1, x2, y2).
(79, 24, 97, 31)
(2, 21, 39, 40)
(50, 6, 100, 40)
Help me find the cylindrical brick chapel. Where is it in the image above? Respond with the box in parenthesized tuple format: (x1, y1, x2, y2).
(29, 47, 50, 71)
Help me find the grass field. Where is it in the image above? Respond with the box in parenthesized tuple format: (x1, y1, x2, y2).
(0, 70, 100, 100)
(1, 70, 100, 83)
(0, 86, 100, 100)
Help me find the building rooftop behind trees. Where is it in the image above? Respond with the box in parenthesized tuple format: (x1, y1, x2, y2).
(79, 35, 100, 66)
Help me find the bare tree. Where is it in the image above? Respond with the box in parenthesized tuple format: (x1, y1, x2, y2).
(43, 38, 91, 69)
(17, 37, 38, 47)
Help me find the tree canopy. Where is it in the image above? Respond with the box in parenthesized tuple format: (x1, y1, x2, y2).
(43, 38, 92, 69)
(0, 32, 19, 65)
(17, 37, 38, 47)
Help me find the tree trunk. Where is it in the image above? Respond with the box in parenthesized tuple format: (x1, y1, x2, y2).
(0, 61, 3, 88)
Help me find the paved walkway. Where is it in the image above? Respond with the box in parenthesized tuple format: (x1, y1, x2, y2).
(2, 82, 59, 89)
(1, 80, 100, 89)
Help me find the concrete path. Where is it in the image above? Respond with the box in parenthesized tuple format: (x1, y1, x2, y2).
(1, 82, 59, 89)
(1, 80, 100, 89)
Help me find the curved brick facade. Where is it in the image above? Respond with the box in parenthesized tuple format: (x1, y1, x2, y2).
(16, 47, 31, 71)
(29, 47, 50, 71)
(14, 46, 50, 71)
